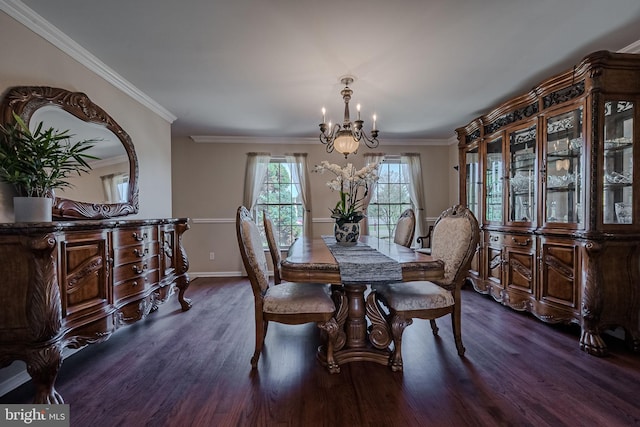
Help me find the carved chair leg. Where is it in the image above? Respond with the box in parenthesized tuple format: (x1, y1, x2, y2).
(451, 304, 465, 357)
(27, 344, 64, 404)
(389, 312, 412, 372)
(429, 319, 439, 336)
(318, 318, 340, 374)
(252, 317, 266, 368)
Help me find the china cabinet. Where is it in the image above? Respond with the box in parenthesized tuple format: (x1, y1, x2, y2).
(456, 50, 640, 356)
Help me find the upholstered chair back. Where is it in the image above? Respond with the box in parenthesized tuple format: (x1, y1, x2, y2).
(263, 213, 282, 284)
(393, 208, 416, 248)
(430, 205, 479, 287)
(236, 206, 270, 295)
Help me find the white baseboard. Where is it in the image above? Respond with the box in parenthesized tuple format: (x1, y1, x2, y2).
(0, 348, 81, 398)
(0, 368, 30, 398)
(189, 271, 244, 278)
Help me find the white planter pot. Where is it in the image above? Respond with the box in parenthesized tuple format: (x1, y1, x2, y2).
(14, 197, 53, 222)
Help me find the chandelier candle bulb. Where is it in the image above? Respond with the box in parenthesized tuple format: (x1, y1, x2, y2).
(322, 107, 326, 123)
(373, 114, 377, 131)
(357, 103, 361, 119)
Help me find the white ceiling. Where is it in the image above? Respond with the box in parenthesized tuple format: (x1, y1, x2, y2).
(10, 0, 640, 142)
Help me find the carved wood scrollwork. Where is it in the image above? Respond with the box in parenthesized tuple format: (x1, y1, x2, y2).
(365, 291, 392, 350)
(509, 258, 532, 281)
(25, 343, 64, 404)
(66, 256, 104, 293)
(466, 129, 481, 143)
(331, 289, 348, 351)
(580, 241, 606, 355)
(543, 254, 574, 280)
(489, 254, 502, 270)
(25, 234, 62, 342)
(484, 102, 539, 135)
(542, 81, 585, 109)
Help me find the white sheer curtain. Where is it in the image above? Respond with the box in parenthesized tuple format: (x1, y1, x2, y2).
(401, 153, 427, 240)
(243, 152, 271, 210)
(286, 153, 313, 238)
(101, 173, 128, 202)
(361, 152, 386, 235)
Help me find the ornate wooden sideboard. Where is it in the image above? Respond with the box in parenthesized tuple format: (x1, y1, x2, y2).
(0, 218, 190, 403)
(457, 50, 640, 356)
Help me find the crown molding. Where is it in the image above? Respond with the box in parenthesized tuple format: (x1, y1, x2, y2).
(0, 0, 177, 123)
(190, 135, 452, 146)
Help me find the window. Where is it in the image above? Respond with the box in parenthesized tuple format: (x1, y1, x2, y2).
(253, 159, 304, 248)
(367, 157, 413, 240)
(101, 172, 129, 203)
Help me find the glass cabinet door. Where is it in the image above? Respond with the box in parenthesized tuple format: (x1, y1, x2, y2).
(603, 101, 634, 224)
(508, 124, 536, 223)
(544, 107, 584, 225)
(465, 146, 480, 221)
(485, 136, 503, 223)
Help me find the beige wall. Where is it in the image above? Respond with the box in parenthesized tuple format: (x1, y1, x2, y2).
(0, 10, 175, 395)
(0, 11, 173, 221)
(171, 136, 458, 276)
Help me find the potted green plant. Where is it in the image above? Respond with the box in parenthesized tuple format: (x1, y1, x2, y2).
(0, 111, 98, 222)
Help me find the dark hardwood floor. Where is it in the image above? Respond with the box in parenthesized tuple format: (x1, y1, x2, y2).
(2, 277, 639, 427)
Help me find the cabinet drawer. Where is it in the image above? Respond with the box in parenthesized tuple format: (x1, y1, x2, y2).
(113, 226, 158, 247)
(114, 269, 160, 301)
(114, 255, 160, 284)
(114, 241, 159, 266)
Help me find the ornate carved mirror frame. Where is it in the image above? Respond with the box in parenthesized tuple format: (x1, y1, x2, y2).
(0, 86, 139, 219)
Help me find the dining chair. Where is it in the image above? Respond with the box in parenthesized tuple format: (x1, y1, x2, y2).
(236, 206, 340, 373)
(372, 205, 479, 371)
(416, 225, 434, 254)
(393, 208, 416, 248)
(263, 213, 282, 285)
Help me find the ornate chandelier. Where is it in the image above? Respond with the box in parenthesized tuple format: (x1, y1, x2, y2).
(319, 76, 379, 158)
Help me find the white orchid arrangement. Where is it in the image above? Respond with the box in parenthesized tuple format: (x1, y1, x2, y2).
(313, 160, 380, 226)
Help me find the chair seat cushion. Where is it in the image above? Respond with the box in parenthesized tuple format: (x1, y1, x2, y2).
(374, 281, 454, 311)
(263, 283, 334, 314)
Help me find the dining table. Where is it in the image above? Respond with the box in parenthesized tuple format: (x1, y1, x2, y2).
(280, 235, 444, 368)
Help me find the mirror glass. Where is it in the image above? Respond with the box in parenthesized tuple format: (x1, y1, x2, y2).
(0, 86, 139, 219)
(30, 105, 130, 205)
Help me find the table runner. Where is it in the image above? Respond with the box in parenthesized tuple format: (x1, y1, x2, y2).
(322, 235, 403, 285)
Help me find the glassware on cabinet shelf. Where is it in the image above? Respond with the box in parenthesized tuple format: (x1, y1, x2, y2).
(508, 125, 536, 222)
(485, 137, 503, 223)
(603, 100, 634, 224)
(545, 107, 584, 225)
(465, 147, 480, 221)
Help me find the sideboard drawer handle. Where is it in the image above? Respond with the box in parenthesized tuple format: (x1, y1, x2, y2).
(133, 248, 148, 257)
(132, 264, 147, 274)
(132, 281, 139, 287)
(132, 232, 147, 242)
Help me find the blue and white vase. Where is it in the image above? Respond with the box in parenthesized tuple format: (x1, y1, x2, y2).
(334, 222, 360, 246)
